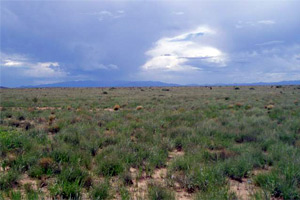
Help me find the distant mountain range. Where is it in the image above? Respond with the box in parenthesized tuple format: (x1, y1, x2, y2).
(2, 80, 299, 88)
(19, 81, 180, 88)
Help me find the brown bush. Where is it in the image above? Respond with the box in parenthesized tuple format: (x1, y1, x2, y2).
(39, 157, 54, 170)
(228, 104, 234, 109)
(113, 104, 120, 111)
(48, 115, 56, 125)
(48, 125, 60, 133)
(28, 107, 35, 112)
(71, 117, 81, 124)
(136, 106, 143, 110)
(235, 102, 243, 107)
(265, 105, 274, 110)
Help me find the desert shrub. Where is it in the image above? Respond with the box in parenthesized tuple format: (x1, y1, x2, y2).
(113, 104, 120, 110)
(148, 184, 175, 200)
(60, 130, 80, 145)
(168, 126, 192, 139)
(25, 190, 39, 200)
(170, 155, 191, 172)
(120, 172, 133, 186)
(222, 157, 253, 181)
(39, 157, 54, 170)
(278, 132, 296, 145)
(58, 167, 88, 186)
(254, 170, 300, 199)
(97, 158, 124, 177)
(202, 149, 236, 162)
(55, 182, 82, 199)
(0, 128, 25, 154)
(90, 182, 110, 200)
(120, 187, 130, 200)
(0, 170, 19, 190)
(184, 165, 226, 192)
(174, 137, 183, 151)
(50, 147, 71, 163)
(148, 148, 168, 169)
(28, 165, 44, 178)
(234, 134, 257, 143)
(8, 190, 22, 200)
(12, 151, 41, 172)
(48, 125, 60, 134)
(196, 187, 233, 200)
(32, 97, 38, 103)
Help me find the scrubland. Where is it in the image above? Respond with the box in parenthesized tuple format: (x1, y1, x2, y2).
(0, 86, 300, 200)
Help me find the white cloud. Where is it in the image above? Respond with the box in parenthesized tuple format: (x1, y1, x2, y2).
(95, 64, 119, 70)
(141, 26, 227, 72)
(257, 20, 275, 25)
(235, 20, 276, 29)
(256, 40, 284, 46)
(1, 53, 67, 78)
(82, 10, 125, 21)
(2, 59, 23, 67)
(172, 11, 184, 15)
(24, 62, 66, 78)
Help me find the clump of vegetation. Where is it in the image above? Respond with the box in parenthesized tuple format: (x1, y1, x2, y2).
(148, 184, 174, 200)
(90, 182, 110, 200)
(32, 97, 38, 103)
(136, 105, 143, 110)
(0, 170, 19, 190)
(113, 104, 120, 111)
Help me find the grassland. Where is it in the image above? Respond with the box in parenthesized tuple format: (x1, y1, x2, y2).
(0, 86, 300, 200)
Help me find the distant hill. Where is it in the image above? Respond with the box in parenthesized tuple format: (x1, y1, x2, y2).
(223, 80, 300, 86)
(20, 81, 180, 88)
(188, 80, 300, 87)
(19, 80, 300, 88)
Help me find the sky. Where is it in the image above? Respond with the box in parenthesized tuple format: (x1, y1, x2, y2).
(1, 0, 300, 87)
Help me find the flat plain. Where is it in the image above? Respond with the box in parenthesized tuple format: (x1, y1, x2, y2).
(0, 86, 300, 200)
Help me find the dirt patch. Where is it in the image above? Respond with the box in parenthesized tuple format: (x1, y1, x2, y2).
(128, 149, 191, 200)
(104, 108, 115, 112)
(229, 178, 257, 200)
(36, 107, 61, 111)
(229, 167, 272, 200)
(19, 174, 38, 191)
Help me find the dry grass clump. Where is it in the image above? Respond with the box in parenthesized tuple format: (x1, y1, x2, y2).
(39, 157, 54, 170)
(235, 102, 243, 107)
(113, 104, 120, 111)
(228, 104, 234, 109)
(48, 124, 60, 134)
(48, 115, 56, 125)
(27, 107, 35, 112)
(265, 105, 274, 110)
(136, 105, 143, 110)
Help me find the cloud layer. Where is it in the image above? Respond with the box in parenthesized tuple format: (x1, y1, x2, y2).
(142, 26, 227, 72)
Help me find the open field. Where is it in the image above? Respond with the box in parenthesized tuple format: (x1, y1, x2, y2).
(0, 86, 300, 200)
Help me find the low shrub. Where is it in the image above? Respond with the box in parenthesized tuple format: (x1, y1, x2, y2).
(90, 182, 110, 200)
(148, 184, 174, 200)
